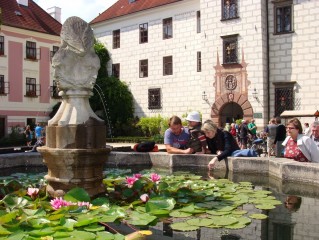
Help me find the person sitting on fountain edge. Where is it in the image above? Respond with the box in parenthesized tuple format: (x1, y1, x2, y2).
(185, 111, 208, 154)
(164, 115, 194, 154)
(201, 119, 239, 169)
(26, 137, 45, 152)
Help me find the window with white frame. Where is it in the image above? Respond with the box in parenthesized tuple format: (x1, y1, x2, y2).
(26, 41, 37, 60)
(112, 63, 120, 78)
(139, 59, 148, 78)
(148, 88, 161, 110)
(139, 23, 148, 44)
(222, 0, 238, 20)
(113, 30, 120, 49)
(0, 75, 4, 94)
(197, 11, 201, 33)
(222, 35, 239, 64)
(163, 56, 173, 76)
(197, 52, 201, 72)
(274, 0, 293, 34)
(163, 18, 173, 39)
(26, 78, 37, 97)
(0, 36, 4, 55)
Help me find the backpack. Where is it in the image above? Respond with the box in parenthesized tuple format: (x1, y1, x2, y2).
(134, 141, 158, 152)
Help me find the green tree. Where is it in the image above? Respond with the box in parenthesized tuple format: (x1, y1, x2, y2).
(89, 41, 134, 137)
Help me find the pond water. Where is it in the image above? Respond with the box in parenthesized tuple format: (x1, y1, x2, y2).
(1, 166, 319, 240)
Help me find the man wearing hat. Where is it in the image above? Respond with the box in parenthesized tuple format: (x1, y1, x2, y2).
(186, 111, 207, 154)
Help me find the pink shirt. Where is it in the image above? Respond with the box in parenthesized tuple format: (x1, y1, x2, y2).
(284, 138, 309, 162)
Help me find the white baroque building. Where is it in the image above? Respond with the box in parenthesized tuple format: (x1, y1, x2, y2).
(91, 0, 319, 128)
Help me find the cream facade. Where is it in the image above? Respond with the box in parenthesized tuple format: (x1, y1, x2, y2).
(92, 0, 319, 128)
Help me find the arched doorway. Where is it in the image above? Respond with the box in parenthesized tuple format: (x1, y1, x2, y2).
(210, 93, 253, 127)
(219, 102, 243, 127)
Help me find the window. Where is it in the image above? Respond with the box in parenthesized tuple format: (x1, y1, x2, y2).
(222, 35, 238, 64)
(275, 87, 294, 117)
(26, 41, 37, 60)
(26, 78, 37, 97)
(50, 46, 59, 62)
(274, 1, 293, 34)
(197, 52, 201, 72)
(163, 56, 173, 76)
(139, 23, 148, 44)
(112, 64, 120, 78)
(0, 36, 4, 55)
(148, 88, 161, 110)
(139, 59, 148, 78)
(0, 75, 9, 94)
(222, 0, 238, 20)
(113, 30, 120, 49)
(197, 11, 201, 33)
(163, 18, 173, 39)
(0, 75, 4, 94)
(50, 80, 60, 98)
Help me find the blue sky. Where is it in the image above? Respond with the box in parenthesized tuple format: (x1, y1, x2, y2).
(34, 0, 118, 23)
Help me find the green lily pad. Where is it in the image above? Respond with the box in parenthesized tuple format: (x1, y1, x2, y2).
(249, 213, 268, 219)
(208, 216, 239, 226)
(216, 205, 236, 212)
(255, 204, 276, 210)
(64, 187, 90, 203)
(186, 218, 215, 227)
(234, 216, 252, 225)
(206, 224, 223, 228)
(206, 210, 229, 216)
(0, 225, 12, 235)
(84, 224, 105, 232)
(170, 222, 200, 231)
(225, 223, 247, 229)
(231, 210, 248, 215)
(169, 210, 192, 218)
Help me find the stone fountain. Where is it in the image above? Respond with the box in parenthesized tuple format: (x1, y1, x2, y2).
(37, 16, 111, 197)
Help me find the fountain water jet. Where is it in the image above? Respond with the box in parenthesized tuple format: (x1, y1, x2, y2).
(37, 16, 111, 197)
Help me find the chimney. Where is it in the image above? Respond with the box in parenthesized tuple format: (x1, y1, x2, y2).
(17, 0, 28, 7)
(47, 6, 62, 23)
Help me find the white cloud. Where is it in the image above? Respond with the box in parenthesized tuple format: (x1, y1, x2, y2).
(34, 0, 118, 23)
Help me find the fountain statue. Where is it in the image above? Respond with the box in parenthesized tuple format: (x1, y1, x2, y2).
(38, 16, 111, 197)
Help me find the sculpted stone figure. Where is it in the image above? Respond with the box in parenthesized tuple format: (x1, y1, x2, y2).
(49, 16, 102, 126)
(52, 16, 100, 90)
(39, 17, 110, 198)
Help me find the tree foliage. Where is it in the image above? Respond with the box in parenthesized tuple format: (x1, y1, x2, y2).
(89, 41, 134, 136)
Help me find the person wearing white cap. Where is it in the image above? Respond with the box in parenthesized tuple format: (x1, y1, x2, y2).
(164, 116, 194, 154)
(185, 111, 207, 154)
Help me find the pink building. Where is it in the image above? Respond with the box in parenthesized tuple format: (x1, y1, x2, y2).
(0, 0, 62, 138)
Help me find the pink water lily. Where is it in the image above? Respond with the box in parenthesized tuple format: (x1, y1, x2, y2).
(50, 197, 72, 210)
(27, 187, 39, 199)
(134, 173, 142, 179)
(150, 173, 161, 183)
(140, 193, 149, 202)
(126, 176, 138, 188)
(78, 201, 92, 209)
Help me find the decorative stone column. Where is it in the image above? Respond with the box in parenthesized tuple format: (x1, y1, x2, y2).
(37, 16, 111, 198)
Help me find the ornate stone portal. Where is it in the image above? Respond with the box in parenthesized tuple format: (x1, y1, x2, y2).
(211, 50, 253, 126)
(37, 16, 111, 197)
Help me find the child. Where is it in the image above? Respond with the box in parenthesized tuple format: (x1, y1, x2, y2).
(185, 111, 207, 154)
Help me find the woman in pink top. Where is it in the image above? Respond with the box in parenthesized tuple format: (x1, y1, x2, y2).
(283, 118, 319, 162)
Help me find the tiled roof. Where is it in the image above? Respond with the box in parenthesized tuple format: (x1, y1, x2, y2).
(0, 0, 61, 36)
(90, 0, 182, 25)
